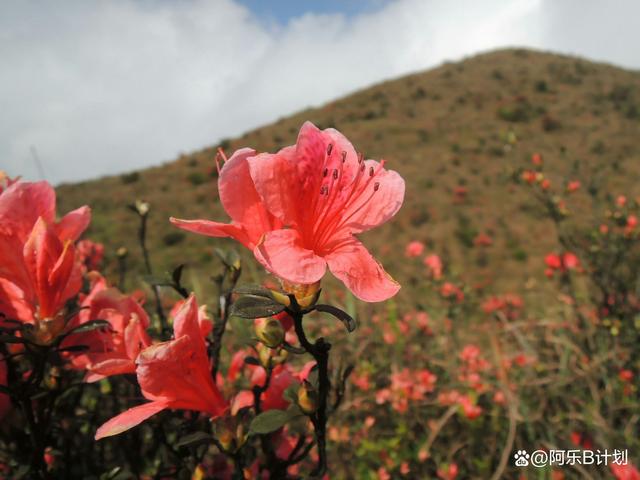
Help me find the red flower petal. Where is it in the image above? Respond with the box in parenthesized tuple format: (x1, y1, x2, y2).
(254, 229, 326, 285)
(325, 237, 400, 302)
(55, 206, 91, 242)
(169, 218, 253, 249)
(95, 401, 168, 440)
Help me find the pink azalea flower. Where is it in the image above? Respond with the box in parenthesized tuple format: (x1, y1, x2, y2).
(169, 298, 213, 338)
(566, 180, 581, 193)
(473, 232, 493, 247)
(170, 148, 282, 250)
(611, 462, 640, 480)
(248, 122, 404, 302)
(405, 240, 425, 258)
(222, 347, 307, 416)
(625, 215, 638, 235)
(437, 463, 458, 480)
(377, 467, 391, 480)
(250, 364, 296, 411)
(423, 254, 443, 280)
(65, 285, 153, 382)
(522, 170, 537, 184)
(76, 239, 105, 271)
(619, 369, 633, 382)
(440, 282, 464, 302)
(545, 252, 580, 277)
(562, 252, 580, 270)
(95, 295, 227, 439)
(0, 181, 90, 333)
(0, 180, 89, 246)
(376, 368, 436, 413)
(457, 394, 482, 420)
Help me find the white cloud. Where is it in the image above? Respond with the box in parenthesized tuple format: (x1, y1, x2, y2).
(0, 0, 638, 184)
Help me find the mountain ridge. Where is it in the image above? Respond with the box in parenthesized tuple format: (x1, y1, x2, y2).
(56, 47, 640, 304)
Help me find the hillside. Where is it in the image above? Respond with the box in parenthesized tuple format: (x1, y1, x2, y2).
(56, 48, 640, 307)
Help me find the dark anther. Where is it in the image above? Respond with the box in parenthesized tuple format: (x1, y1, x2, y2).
(327, 143, 333, 156)
(360, 164, 365, 172)
(323, 168, 328, 177)
(333, 169, 338, 180)
(341, 151, 347, 163)
(369, 166, 374, 177)
(374, 182, 380, 191)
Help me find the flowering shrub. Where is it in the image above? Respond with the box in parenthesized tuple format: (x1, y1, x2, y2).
(0, 123, 408, 478)
(1, 125, 639, 479)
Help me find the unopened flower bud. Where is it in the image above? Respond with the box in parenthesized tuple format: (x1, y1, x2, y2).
(134, 200, 150, 216)
(255, 317, 285, 348)
(44, 447, 55, 470)
(192, 466, 206, 480)
(256, 343, 288, 368)
(216, 423, 235, 452)
(45, 367, 61, 389)
(269, 290, 291, 307)
(214, 414, 249, 453)
(235, 423, 248, 449)
(231, 259, 241, 272)
(297, 381, 319, 414)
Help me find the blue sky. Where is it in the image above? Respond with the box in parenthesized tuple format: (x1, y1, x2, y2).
(1, 0, 639, 184)
(236, 0, 389, 24)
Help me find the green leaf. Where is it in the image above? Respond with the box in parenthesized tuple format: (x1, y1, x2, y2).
(234, 284, 273, 298)
(286, 403, 303, 417)
(244, 356, 261, 366)
(282, 384, 299, 404)
(315, 304, 357, 332)
(175, 431, 213, 449)
(99, 466, 123, 480)
(65, 320, 111, 336)
(170, 264, 190, 298)
(230, 295, 285, 319)
(54, 319, 112, 346)
(249, 408, 302, 435)
(172, 264, 185, 285)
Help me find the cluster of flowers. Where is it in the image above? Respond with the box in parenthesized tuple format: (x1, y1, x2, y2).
(404, 241, 444, 279)
(0, 122, 406, 477)
(544, 252, 581, 278)
(0, 178, 231, 436)
(481, 294, 524, 320)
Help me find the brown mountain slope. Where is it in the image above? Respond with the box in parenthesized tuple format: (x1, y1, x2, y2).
(56, 48, 640, 306)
